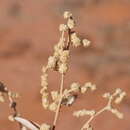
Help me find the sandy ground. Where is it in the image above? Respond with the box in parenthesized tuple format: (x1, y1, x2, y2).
(0, 0, 130, 130)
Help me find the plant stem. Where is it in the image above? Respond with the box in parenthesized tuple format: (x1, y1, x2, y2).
(81, 107, 107, 130)
(52, 74, 64, 130)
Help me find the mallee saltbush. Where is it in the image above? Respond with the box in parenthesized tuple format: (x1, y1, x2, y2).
(0, 11, 126, 130)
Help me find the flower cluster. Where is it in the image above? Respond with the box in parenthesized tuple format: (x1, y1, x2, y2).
(73, 88, 126, 130)
(103, 88, 126, 119)
(39, 11, 92, 130)
(73, 109, 96, 117)
(40, 11, 92, 113)
(40, 123, 51, 130)
(61, 82, 96, 106)
(0, 82, 19, 103)
(0, 82, 21, 125)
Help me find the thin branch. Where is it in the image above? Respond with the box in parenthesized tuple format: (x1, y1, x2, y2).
(81, 107, 107, 130)
(81, 97, 113, 130)
(52, 74, 64, 130)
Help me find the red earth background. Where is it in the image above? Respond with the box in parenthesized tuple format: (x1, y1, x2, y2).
(0, 0, 130, 130)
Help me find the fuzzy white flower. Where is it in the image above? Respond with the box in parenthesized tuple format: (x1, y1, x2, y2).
(47, 56, 57, 69)
(82, 39, 91, 47)
(40, 123, 51, 130)
(70, 82, 80, 92)
(67, 18, 75, 29)
(71, 33, 81, 47)
(64, 11, 72, 19)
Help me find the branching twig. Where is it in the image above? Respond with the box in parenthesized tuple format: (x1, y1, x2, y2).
(52, 74, 64, 129)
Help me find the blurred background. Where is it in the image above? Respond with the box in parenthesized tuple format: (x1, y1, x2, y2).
(0, 0, 130, 130)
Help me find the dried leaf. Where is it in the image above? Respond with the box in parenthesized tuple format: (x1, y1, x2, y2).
(14, 117, 40, 130)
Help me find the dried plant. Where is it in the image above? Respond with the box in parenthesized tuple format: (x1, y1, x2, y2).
(0, 11, 126, 130)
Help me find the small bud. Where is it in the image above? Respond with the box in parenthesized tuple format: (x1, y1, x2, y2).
(21, 126, 27, 130)
(8, 115, 15, 122)
(110, 109, 123, 119)
(40, 87, 48, 94)
(41, 74, 48, 88)
(64, 11, 72, 19)
(47, 56, 57, 69)
(42, 66, 47, 73)
(51, 91, 60, 101)
(70, 82, 80, 92)
(71, 33, 81, 47)
(60, 50, 69, 63)
(59, 63, 68, 74)
(49, 102, 58, 112)
(59, 24, 68, 31)
(73, 109, 95, 117)
(87, 125, 93, 130)
(40, 123, 51, 130)
(42, 95, 49, 109)
(8, 91, 19, 98)
(102, 93, 111, 98)
(67, 18, 75, 29)
(81, 82, 96, 93)
(82, 39, 91, 47)
(114, 88, 122, 95)
(0, 95, 5, 102)
(115, 91, 126, 104)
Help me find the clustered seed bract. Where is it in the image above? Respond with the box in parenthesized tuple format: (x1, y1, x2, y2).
(0, 11, 126, 130)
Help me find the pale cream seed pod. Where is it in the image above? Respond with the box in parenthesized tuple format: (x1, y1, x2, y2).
(82, 39, 91, 47)
(41, 80, 48, 88)
(49, 102, 58, 112)
(40, 123, 51, 130)
(110, 109, 123, 119)
(42, 66, 48, 73)
(86, 125, 93, 130)
(115, 91, 126, 104)
(59, 63, 68, 74)
(42, 99, 49, 109)
(81, 82, 95, 93)
(40, 87, 48, 94)
(114, 88, 122, 96)
(90, 84, 96, 91)
(42, 94, 49, 109)
(0, 92, 5, 102)
(21, 126, 27, 130)
(41, 74, 48, 81)
(41, 74, 48, 88)
(67, 18, 75, 29)
(8, 115, 15, 122)
(60, 50, 70, 63)
(120, 91, 126, 98)
(59, 24, 68, 31)
(73, 109, 95, 117)
(114, 96, 122, 104)
(42, 91, 49, 98)
(71, 33, 81, 47)
(102, 92, 111, 99)
(64, 11, 72, 19)
(47, 56, 57, 69)
(70, 82, 80, 92)
(81, 87, 87, 93)
(82, 82, 96, 92)
(51, 91, 60, 101)
(63, 89, 71, 98)
(8, 91, 19, 98)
